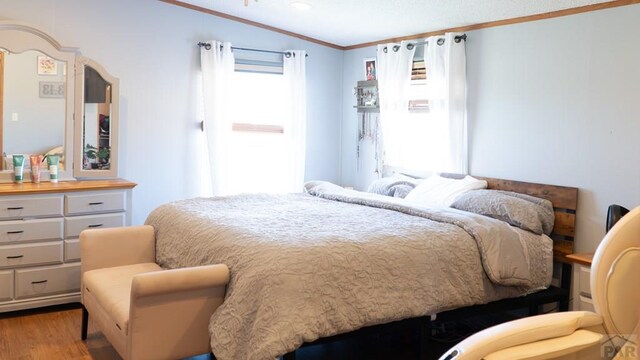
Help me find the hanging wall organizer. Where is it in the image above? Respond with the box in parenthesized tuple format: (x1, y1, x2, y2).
(354, 80, 381, 174)
(354, 80, 379, 113)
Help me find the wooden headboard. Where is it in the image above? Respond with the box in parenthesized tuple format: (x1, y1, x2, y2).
(476, 176, 579, 263)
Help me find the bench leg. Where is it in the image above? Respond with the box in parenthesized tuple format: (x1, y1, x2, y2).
(81, 305, 89, 340)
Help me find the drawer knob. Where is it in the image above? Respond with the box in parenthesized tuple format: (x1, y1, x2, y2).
(88, 224, 104, 228)
(31, 280, 48, 285)
(6, 255, 24, 259)
(89, 202, 104, 206)
(7, 207, 24, 210)
(7, 230, 25, 235)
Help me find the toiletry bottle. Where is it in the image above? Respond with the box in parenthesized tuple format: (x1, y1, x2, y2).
(47, 155, 60, 183)
(30, 155, 44, 183)
(13, 155, 25, 183)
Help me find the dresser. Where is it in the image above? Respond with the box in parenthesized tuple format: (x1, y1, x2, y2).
(567, 253, 594, 312)
(0, 179, 136, 312)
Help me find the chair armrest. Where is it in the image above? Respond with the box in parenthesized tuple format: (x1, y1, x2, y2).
(439, 311, 604, 360)
(127, 264, 230, 360)
(483, 329, 603, 360)
(130, 264, 230, 298)
(80, 225, 156, 274)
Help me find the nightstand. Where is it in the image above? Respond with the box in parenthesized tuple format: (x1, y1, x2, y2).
(566, 253, 594, 312)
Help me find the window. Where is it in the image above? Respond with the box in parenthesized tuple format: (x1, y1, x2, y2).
(409, 59, 429, 113)
(383, 56, 448, 173)
(224, 61, 292, 194)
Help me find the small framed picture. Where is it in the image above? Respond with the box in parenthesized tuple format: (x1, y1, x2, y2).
(37, 55, 57, 75)
(364, 57, 376, 81)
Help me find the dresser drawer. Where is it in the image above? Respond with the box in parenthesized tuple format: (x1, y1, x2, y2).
(0, 270, 13, 301)
(578, 266, 591, 297)
(0, 218, 64, 244)
(65, 213, 125, 238)
(64, 239, 80, 262)
(15, 263, 80, 299)
(579, 294, 595, 312)
(0, 195, 64, 220)
(0, 242, 63, 269)
(65, 191, 126, 216)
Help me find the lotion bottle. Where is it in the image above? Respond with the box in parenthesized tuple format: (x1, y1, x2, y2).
(47, 155, 59, 183)
(12, 155, 25, 183)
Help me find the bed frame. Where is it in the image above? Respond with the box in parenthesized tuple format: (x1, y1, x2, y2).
(282, 176, 579, 360)
(471, 176, 578, 309)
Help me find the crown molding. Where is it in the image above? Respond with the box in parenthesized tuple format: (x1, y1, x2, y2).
(344, 0, 640, 50)
(159, 0, 345, 50)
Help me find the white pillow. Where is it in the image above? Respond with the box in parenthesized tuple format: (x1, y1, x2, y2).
(404, 174, 488, 207)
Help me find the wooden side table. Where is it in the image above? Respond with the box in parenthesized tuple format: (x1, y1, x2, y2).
(565, 253, 594, 312)
(565, 253, 593, 266)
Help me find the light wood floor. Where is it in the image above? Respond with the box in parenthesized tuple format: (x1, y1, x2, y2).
(0, 304, 213, 360)
(0, 304, 121, 360)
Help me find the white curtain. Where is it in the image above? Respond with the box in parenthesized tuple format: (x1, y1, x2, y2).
(376, 40, 416, 176)
(424, 33, 468, 174)
(200, 41, 235, 195)
(283, 50, 307, 192)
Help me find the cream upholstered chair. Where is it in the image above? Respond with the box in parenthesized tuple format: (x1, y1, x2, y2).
(80, 225, 229, 360)
(439, 206, 640, 360)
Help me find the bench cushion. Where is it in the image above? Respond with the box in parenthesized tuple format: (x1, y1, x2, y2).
(83, 263, 161, 335)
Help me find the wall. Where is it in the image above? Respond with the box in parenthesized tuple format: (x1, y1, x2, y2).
(0, 0, 343, 225)
(467, 4, 640, 252)
(340, 4, 640, 252)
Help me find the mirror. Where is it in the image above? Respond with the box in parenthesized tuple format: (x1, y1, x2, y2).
(0, 22, 119, 182)
(1, 49, 66, 171)
(74, 57, 119, 178)
(0, 22, 76, 182)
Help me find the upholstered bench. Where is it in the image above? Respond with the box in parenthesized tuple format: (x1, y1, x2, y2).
(80, 225, 229, 360)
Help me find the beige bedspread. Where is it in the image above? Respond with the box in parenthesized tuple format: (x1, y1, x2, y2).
(146, 183, 552, 360)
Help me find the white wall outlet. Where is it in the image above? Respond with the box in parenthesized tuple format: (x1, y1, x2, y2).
(11, 112, 18, 122)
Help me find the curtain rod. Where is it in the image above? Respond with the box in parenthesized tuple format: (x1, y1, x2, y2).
(382, 34, 467, 53)
(197, 42, 308, 58)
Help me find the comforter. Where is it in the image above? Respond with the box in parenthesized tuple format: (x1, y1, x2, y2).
(146, 182, 552, 360)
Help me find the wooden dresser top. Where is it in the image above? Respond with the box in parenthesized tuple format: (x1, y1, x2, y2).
(0, 179, 136, 195)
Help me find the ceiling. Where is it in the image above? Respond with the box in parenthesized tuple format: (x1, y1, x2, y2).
(173, 0, 616, 48)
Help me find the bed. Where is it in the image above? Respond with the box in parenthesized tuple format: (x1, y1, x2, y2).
(145, 176, 578, 360)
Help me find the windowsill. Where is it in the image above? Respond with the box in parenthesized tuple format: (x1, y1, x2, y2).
(232, 123, 284, 134)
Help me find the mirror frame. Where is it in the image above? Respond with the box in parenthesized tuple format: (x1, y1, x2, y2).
(0, 22, 120, 182)
(0, 22, 76, 182)
(74, 56, 119, 178)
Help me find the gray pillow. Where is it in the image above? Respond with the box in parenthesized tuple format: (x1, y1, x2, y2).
(367, 174, 419, 198)
(451, 189, 555, 235)
(388, 184, 414, 198)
